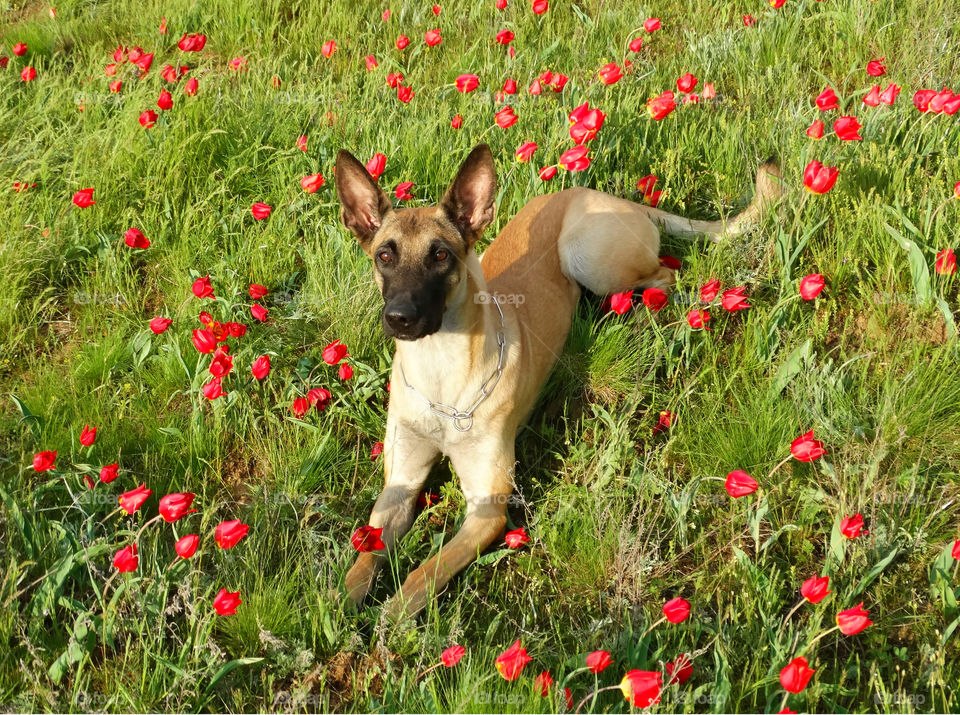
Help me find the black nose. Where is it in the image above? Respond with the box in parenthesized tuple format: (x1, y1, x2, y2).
(384, 299, 419, 330)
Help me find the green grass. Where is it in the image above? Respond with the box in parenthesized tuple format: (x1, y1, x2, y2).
(2, 0, 960, 711)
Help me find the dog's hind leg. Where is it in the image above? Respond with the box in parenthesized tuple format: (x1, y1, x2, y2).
(344, 423, 440, 606)
(383, 439, 513, 621)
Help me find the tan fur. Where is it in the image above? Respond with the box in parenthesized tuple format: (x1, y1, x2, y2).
(334, 146, 781, 621)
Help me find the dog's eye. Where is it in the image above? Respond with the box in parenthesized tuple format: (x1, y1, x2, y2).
(377, 249, 393, 263)
(434, 249, 448, 262)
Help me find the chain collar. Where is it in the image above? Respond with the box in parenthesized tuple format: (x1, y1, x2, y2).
(396, 298, 507, 432)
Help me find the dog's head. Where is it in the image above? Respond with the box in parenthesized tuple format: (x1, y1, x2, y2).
(334, 144, 497, 341)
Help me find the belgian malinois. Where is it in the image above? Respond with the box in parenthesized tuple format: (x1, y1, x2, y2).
(334, 144, 780, 620)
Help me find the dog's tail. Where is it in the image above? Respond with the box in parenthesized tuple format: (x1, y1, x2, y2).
(642, 158, 783, 242)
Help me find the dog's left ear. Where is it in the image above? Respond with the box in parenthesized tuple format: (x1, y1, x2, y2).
(440, 144, 497, 244)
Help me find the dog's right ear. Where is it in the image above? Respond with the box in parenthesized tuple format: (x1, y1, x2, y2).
(334, 150, 392, 252)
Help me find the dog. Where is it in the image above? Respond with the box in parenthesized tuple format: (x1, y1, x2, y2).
(333, 144, 781, 620)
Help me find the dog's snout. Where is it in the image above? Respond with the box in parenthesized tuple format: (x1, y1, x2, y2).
(384, 299, 419, 330)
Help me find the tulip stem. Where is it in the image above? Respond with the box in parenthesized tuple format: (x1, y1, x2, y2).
(781, 598, 805, 629)
(134, 514, 164, 543)
(798, 625, 840, 655)
(574, 684, 621, 714)
(779, 690, 790, 712)
(765, 455, 793, 485)
(415, 661, 443, 680)
(640, 616, 666, 640)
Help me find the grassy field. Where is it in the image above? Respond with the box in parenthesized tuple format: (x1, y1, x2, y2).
(2, 0, 960, 711)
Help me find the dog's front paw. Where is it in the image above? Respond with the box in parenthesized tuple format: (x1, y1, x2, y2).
(344, 552, 380, 607)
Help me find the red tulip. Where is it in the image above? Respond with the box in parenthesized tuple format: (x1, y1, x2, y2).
(157, 89, 173, 110)
(836, 603, 872, 635)
(586, 650, 613, 673)
(175, 534, 199, 559)
(394, 181, 414, 201)
(308, 388, 332, 410)
(494, 105, 518, 128)
(351, 525, 385, 552)
(321, 340, 348, 366)
(33, 450, 57, 471)
(646, 92, 677, 120)
(496, 29, 514, 45)
(663, 597, 690, 623)
(109, 79, 122, 93)
(951, 539, 960, 560)
(660, 255, 681, 270)
(451, 114, 463, 129)
(532, 0, 548, 13)
(503, 78, 517, 94)
(191, 329, 217, 355)
(620, 670, 661, 708)
(366, 153, 387, 180)
(913, 89, 936, 112)
(534, 671, 554, 696)
(455, 73, 479, 92)
(178, 33, 207, 52)
(509, 141, 537, 163)
(12, 42, 27, 56)
(806, 119, 824, 139)
(550, 73, 568, 92)
(863, 85, 881, 107)
(699, 278, 721, 302)
(866, 58, 886, 76)
(598, 62, 623, 85)
(676, 72, 698, 93)
(800, 273, 825, 299)
(251, 355, 270, 380)
(496, 0, 507, 8)
(251, 202, 272, 220)
(20, 66, 36, 81)
(119, 484, 152, 514)
(505, 527, 529, 548)
(791, 430, 826, 461)
(780, 656, 815, 693)
(840, 513, 864, 539)
(558, 145, 591, 171)
(725, 470, 758, 497)
(113, 545, 138, 573)
(202, 377, 225, 399)
(216, 520, 250, 549)
(644, 17, 661, 32)
(159, 492, 197, 522)
(801, 575, 831, 603)
(396, 34, 409, 50)
(251, 303, 268, 322)
(721, 286, 750, 312)
(652, 410, 673, 434)
(442, 645, 465, 667)
(209, 350, 234, 377)
(432, 4, 441, 14)
(771, 0, 787, 7)
(666, 654, 693, 685)
(643, 287, 668, 311)
(100, 463, 119, 483)
(77, 424, 97, 447)
(213, 588, 242, 615)
(936, 248, 957, 275)
(382, 9, 391, 20)
(609, 290, 633, 315)
(296, 135, 308, 151)
(687, 309, 710, 329)
(495, 640, 532, 681)
(73, 188, 96, 208)
(291, 396, 310, 418)
(879, 83, 900, 105)
(803, 161, 839, 194)
(321, 40, 336, 58)
(301, 173, 325, 193)
(424, 29, 441, 46)
(538, 165, 557, 181)
(743, 14, 756, 26)
(148, 317, 172, 336)
(833, 115, 862, 140)
(338, 363, 353, 380)
(228, 57, 246, 71)
(815, 86, 840, 111)
(122, 226, 150, 249)
(138, 109, 158, 128)
(364, 55, 378, 71)
(629, 37, 643, 52)
(368, 441, 384, 461)
(185, 77, 198, 95)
